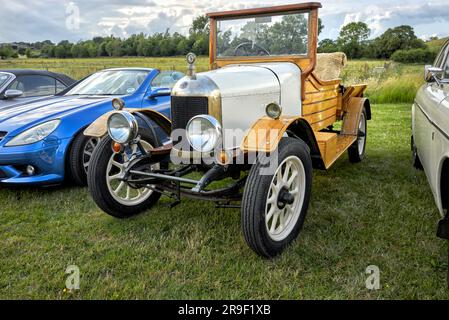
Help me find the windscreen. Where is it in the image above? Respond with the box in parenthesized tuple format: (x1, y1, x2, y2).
(67, 70, 150, 96)
(216, 11, 309, 58)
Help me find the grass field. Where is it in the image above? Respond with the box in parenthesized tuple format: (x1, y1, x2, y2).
(1, 103, 448, 299)
(0, 57, 447, 299)
(0, 57, 424, 104)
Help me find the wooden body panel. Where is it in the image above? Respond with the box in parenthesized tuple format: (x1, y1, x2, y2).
(302, 72, 341, 130)
(241, 116, 295, 153)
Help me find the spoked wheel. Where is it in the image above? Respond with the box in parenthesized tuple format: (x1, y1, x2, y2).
(348, 107, 367, 163)
(242, 137, 312, 258)
(88, 135, 162, 218)
(106, 141, 158, 206)
(82, 137, 100, 174)
(265, 156, 306, 242)
(69, 132, 101, 186)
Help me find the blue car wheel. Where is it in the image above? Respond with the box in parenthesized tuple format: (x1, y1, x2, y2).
(68, 131, 101, 185)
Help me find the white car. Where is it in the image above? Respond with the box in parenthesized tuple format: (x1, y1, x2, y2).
(412, 39, 449, 241)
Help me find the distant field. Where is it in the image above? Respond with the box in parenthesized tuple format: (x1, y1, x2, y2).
(0, 57, 211, 80)
(0, 57, 424, 104)
(1, 103, 448, 299)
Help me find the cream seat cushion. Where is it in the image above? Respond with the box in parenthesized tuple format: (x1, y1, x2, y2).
(314, 52, 347, 81)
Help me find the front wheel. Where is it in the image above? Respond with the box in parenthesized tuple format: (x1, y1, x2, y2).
(241, 137, 313, 258)
(87, 136, 162, 219)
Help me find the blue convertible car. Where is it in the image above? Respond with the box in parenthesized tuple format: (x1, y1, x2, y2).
(0, 68, 182, 185)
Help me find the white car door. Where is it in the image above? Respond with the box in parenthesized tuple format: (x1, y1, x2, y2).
(414, 43, 449, 198)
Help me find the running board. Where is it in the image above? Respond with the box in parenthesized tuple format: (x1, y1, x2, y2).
(316, 132, 357, 169)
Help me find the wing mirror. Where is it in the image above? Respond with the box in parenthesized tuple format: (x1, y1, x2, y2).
(4, 89, 23, 99)
(148, 88, 171, 99)
(425, 65, 444, 84)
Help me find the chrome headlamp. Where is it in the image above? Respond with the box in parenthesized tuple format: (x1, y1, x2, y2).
(266, 102, 282, 119)
(186, 115, 222, 153)
(107, 111, 138, 144)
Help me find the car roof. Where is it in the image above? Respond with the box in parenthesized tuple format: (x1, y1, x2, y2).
(0, 69, 76, 85)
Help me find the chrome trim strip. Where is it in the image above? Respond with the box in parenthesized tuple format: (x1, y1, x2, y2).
(415, 100, 449, 140)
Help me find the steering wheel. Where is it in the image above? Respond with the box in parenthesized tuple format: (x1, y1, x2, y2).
(233, 42, 270, 56)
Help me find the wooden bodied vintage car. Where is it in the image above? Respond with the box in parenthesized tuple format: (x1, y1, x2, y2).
(84, 2, 371, 257)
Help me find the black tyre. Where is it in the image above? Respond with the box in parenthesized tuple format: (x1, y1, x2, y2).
(87, 134, 162, 219)
(68, 132, 101, 186)
(348, 107, 367, 163)
(241, 137, 313, 258)
(411, 136, 423, 170)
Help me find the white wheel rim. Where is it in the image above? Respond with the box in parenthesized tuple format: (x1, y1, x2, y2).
(83, 137, 100, 174)
(106, 141, 157, 206)
(358, 113, 366, 156)
(265, 156, 306, 242)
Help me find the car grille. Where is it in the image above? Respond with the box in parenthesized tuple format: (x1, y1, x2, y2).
(171, 96, 209, 130)
(0, 132, 7, 142)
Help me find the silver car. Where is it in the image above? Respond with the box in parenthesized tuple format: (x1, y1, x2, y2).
(412, 39, 449, 241)
(0, 69, 75, 109)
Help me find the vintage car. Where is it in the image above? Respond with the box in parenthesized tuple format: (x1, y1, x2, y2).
(85, 2, 371, 257)
(412, 39, 449, 242)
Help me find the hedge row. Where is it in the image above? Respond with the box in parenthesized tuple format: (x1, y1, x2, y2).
(391, 48, 438, 64)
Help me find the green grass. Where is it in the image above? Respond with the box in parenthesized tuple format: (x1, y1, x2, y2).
(1, 103, 448, 299)
(367, 74, 423, 104)
(340, 60, 424, 104)
(427, 37, 449, 52)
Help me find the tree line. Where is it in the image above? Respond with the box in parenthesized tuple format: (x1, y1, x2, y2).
(0, 16, 209, 59)
(318, 22, 439, 63)
(0, 16, 442, 64)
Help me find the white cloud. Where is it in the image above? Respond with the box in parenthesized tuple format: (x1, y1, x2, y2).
(340, 2, 449, 38)
(343, 6, 392, 36)
(0, 0, 447, 43)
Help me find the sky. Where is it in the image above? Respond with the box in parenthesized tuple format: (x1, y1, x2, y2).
(0, 0, 448, 43)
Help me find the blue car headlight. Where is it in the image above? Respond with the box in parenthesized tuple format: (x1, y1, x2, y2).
(6, 120, 61, 147)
